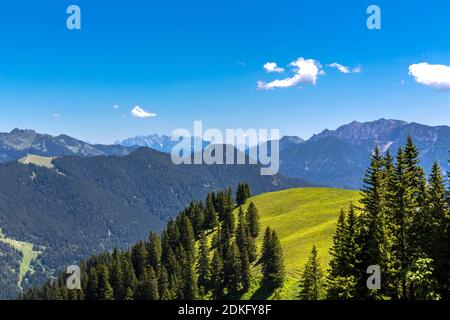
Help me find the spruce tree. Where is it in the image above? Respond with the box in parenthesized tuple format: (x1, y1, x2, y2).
(135, 267, 159, 300)
(246, 202, 260, 238)
(404, 136, 428, 261)
(196, 232, 210, 296)
(327, 209, 357, 299)
(182, 254, 198, 300)
(110, 249, 124, 300)
(261, 228, 285, 288)
(204, 193, 219, 230)
(380, 149, 403, 298)
(356, 145, 387, 299)
(132, 241, 148, 279)
(244, 183, 251, 201)
(122, 252, 138, 299)
(425, 162, 449, 294)
(210, 249, 224, 298)
(178, 213, 196, 259)
(223, 241, 242, 294)
(236, 182, 245, 206)
(96, 264, 113, 300)
(147, 232, 161, 272)
(239, 246, 251, 291)
(157, 265, 171, 300)
(86, 267, 99, 300)
(299, 245, 324, 300)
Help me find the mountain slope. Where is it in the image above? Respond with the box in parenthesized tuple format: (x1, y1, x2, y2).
(238, 188, 361, 299)
(278, 119, 450, 189)
(0, 147, 311, 298)
(117, 134, 210, 153)
(0, 129, 134, 163)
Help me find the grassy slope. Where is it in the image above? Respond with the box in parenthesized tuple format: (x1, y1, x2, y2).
(18, 154, 55, 169)
(0, 228, 41, 285)
(235, 188, 361, 299)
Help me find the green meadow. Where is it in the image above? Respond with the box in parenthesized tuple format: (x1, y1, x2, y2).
(0, 228, 41, 286)
(235, 188, 361, 299)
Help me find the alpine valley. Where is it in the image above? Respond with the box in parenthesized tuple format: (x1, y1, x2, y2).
(1, 118, 450, 299)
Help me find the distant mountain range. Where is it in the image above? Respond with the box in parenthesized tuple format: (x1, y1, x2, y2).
(2, 118, 449, 189)
(116, 134, 210, 154)
(0, 128, 134, 163)
(274, 119, 450, 189)
(0, 146, 309, 298)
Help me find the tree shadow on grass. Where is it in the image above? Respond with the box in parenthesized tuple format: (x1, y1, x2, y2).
(249, 279, 276, 300)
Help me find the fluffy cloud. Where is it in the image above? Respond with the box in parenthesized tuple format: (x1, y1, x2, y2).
(327, 63, 362, 74)
(258, 58, 322, 90)
(131, 106, 156, 118)
(263, 62, 284, 73)
(408, 62, 450, 90)
(327, 63, 350, 74)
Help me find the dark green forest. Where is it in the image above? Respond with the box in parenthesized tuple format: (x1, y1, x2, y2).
(22, 137, 450, 300)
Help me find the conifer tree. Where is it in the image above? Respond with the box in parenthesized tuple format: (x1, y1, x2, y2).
(380, 149, 402, 298)
(236, 207, 249, 253)
(178, 214, 196, 259)
(299, 245, 324, 300)
(122, 252, 138, 298)
(147, 232, 161, 272)
(327, 209, 357, 299)
(261, 228, 285, 288)
(425, 162, 449, 294)
(157, 265, 171, 300)
(223, 241, 242, 294)
(236, 182, 251, 206)
(182, 254, 198, 300)
(385, 147, 410, 298)
(239, 246, 251, 291)
(404, 136, 428, 261)
(110, 249, 124, 300)
(204, 193, 219, 230)
(246, 202, 260, 238)
(244, 183, 251, 201)
(132, 241, 148, 279)
(196, 232, 210, 296)
(236, 182, 246, 206)
(96, 264, 113, 300)
(86, 267, 99, 300)
(210, 249, 224, 298)
(135, 266, 159, 300)
(356, 145, 387, 298)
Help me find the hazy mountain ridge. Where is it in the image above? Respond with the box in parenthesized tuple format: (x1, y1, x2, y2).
(2, 119, 450, 190)
(279, 119, 450, 188)
(117, 134, 210, 154)
(0, 128, 134, 163)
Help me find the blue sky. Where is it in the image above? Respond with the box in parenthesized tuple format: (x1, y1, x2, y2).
(1, 0, 450, 143)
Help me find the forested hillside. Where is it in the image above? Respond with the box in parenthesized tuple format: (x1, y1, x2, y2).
(22, 137, 450, 300)
(0, 147, 309, 298)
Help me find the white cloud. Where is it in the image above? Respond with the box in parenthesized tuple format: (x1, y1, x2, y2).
(113, 104, 119, 109)
(131, 106, 156, 118)
(408, 62, 450, 90)
(263, 62, 284, 73)
(327, 63, 350, 74)
(327, 63, 362, 74)
(258, 57, 322, 90)
(53, 113, 60, 118)
(352, 66, 362, 73)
